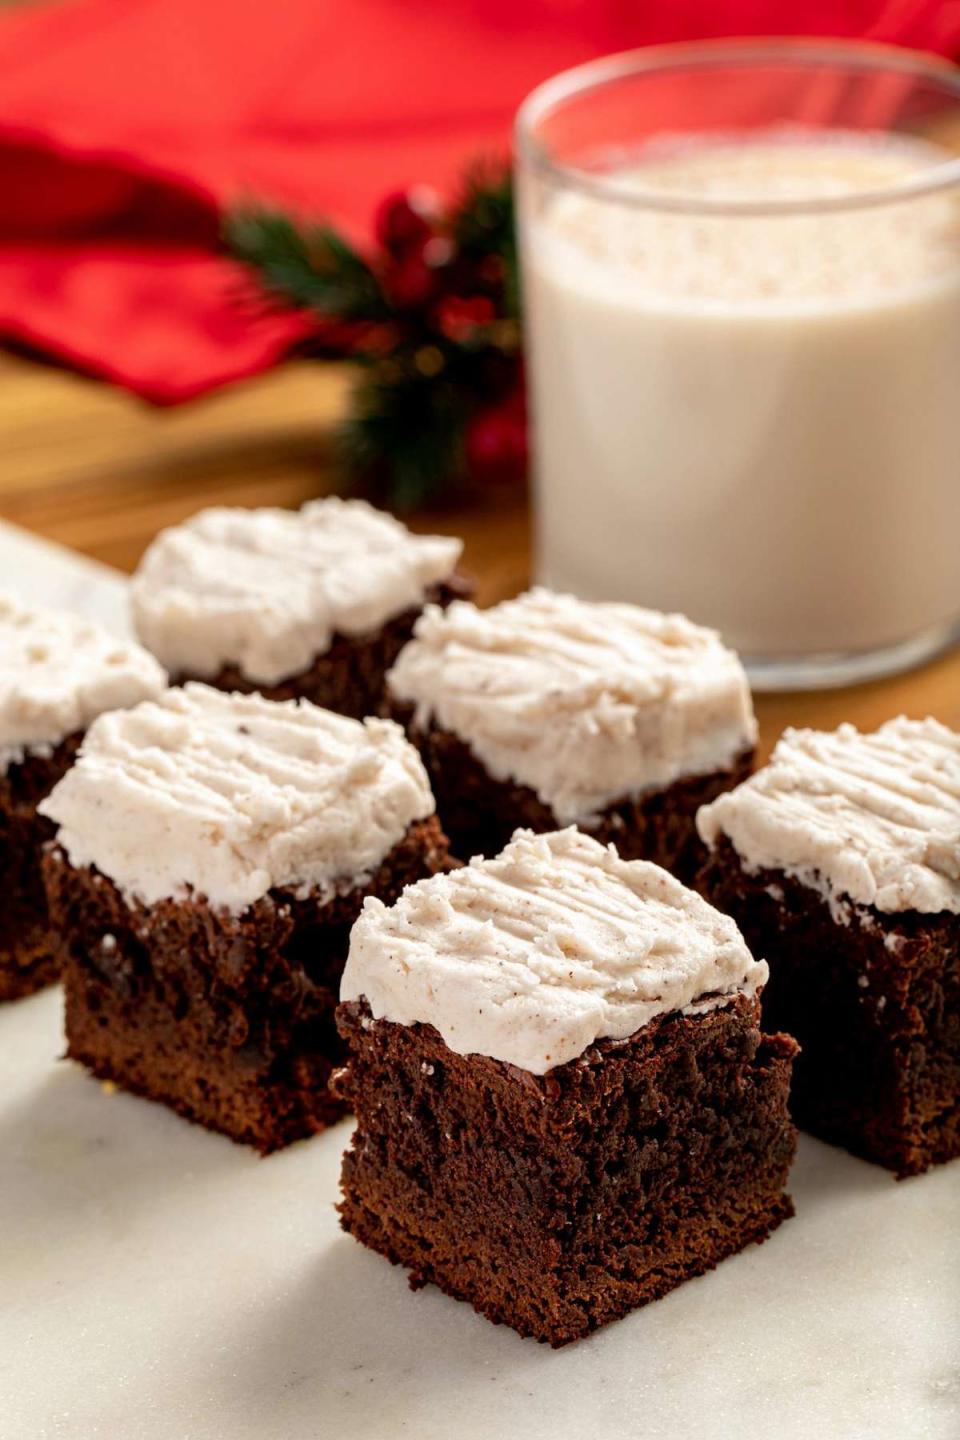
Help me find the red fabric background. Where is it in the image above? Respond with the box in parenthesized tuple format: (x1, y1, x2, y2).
(0, 0, 957, 401)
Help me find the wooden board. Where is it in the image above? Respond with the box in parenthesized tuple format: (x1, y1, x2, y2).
(0, 351, 956, 760)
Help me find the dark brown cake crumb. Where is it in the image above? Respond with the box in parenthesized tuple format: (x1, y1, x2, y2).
(44, 816, 450, 1151)
(336, 994, 797, 1345)
(698, 837, 960, 1178)
(0, 734, 81, 1001)
(393, 711, 753, 878)
(180, 577, 472, 721)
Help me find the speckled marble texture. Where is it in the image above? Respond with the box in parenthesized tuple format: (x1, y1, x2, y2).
(0, 522, 132, 637)
(1, 520, 958, 1440)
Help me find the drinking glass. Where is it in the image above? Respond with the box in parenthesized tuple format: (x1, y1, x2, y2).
(516, 40, 960, 688)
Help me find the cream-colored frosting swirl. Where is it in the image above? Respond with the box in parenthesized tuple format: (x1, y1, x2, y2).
(0, 591, 166, 774)
(40, 683, 436, 911)
(131, 498, 463, 685)
(387, 588, 756, 823)
(341, 827, 766, 1073)
(697, 717, 960, 915)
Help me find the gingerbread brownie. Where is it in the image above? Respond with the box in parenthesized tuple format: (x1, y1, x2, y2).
(131, 497, 469, 720)
(40, 684, 449, 1151)
(697, 717, 960, 1178)
(386, 588, 756, 876)
(335, 828, 797, 1345)
(0, 592, 165, 1002)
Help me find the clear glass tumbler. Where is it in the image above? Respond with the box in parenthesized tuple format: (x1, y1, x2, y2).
(516, 40, 960, 689)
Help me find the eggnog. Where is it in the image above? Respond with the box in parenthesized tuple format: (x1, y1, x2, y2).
(522, 133, 960, 678)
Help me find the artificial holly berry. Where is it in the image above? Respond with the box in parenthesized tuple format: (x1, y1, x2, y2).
(374, 186, 440, 257)
(435, 293, 495, 343)
(465, 390, 528, 486)
(383, 247, 439, 310)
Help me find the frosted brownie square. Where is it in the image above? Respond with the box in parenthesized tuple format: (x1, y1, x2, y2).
(41, 684, 448, 1150)
(131, 497, 469, 720)
(0, 593, 165, 1001)
(335, 828, 796, 1345)
(387, 588, 756, 875)
(698, 717, 959, 1177)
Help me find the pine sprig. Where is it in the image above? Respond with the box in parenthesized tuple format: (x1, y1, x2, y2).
(225, 208, 390, 321)
(226, 165, 525, 509)
(341, 371, 466, 512)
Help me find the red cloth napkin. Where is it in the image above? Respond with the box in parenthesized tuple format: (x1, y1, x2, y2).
(0, 0, 957, 402)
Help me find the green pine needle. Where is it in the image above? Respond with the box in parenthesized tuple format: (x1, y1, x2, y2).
(225, 208, 390, 322)
(338, 371, 467, 511)
(224, 170, 520, 508)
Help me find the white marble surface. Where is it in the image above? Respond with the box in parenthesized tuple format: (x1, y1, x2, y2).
(0, 522, 132, 637)
(1, 520, 958, 1440)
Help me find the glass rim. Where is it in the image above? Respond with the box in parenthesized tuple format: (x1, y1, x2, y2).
(515, 37, 960, 216)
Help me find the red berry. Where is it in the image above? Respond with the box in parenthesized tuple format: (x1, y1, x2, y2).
(384, 249, 438, 310)
(436, 294, 496, 342)
(374, 186, 440, 256)
(465, 395, 528, 486)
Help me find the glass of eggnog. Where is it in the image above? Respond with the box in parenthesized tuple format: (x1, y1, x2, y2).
(517, 40, 960, 688)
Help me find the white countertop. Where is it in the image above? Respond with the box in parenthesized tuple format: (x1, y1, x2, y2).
(1, 520, 957, 1440)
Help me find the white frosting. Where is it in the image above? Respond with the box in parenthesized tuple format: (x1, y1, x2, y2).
(697, 717, 960, 916)
(387, 588, 756, 823)
(341, 827, 766, 1074)
(0, 591, 166, 774)
(131, 498, 463, 685)
(39, 683, 436, 912)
